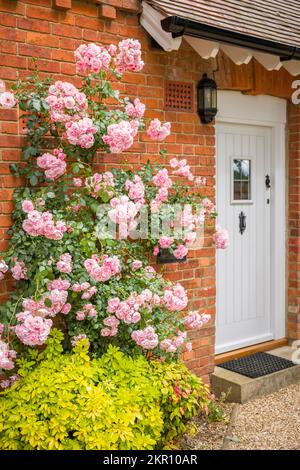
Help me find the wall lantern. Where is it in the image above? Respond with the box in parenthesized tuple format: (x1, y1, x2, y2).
(197, 73, 217, 124)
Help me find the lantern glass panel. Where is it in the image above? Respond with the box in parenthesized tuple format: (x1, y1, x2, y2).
(211, 88, 217, 108)
(204, 87, 211, 108)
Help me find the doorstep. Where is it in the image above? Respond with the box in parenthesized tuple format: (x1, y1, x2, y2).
(211, 346, 300, 403)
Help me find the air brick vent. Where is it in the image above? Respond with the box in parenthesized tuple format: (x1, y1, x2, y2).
(164, 80, 194, 112)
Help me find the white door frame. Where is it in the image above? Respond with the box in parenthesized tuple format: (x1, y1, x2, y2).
(215, 91, 286, 352)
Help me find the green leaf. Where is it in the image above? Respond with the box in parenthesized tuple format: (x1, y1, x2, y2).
(29, 175, 38, 186)
(31, 99, 41, 112)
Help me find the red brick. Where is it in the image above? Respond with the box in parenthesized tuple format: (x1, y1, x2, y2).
(0, 12, 16, 27)
(0, 26, 26, 42)
(27, 32, 58, 47)
(53, 0, 72, 9)
(18, 17, 50, 33)
(52, 23, 82, 39)
(0, 1, 25, 15)
(19, 43, 52, 59)
(98, 5, 117, 20)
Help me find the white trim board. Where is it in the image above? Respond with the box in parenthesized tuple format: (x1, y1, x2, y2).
(215, 91, 286, 354)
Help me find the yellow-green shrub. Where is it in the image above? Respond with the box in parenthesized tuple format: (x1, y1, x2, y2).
(0, 330, 209, 450)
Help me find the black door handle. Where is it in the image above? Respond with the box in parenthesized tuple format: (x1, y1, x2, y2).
(239, 211, 246, 235)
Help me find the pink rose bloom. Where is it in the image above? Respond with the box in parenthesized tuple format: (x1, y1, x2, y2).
(115, 38, 144, 73)
(153, 169, 172, 188)
(11, 261, 28, 280)
(171, 158, 194, 181)
(159, 236, 174, 249)
(185, 311, 211, 329)
(202, 198, 215, 215)
(125, 98, 145, 119)
(186, 342, 193, 352)
(22, 200, 34, 213)
(65, 117, 97, 149)
(0, 340, 16, 370)
(169, 158, 179, 168)
(76, 311, 85, 321)
(15, 315, 52, 346)
(153, 246, 159, 256)
(81, 286, 97, 300)
(75, 43, 112, 74)
(160, 339, 177, 353)
(173, 244, 188, 260)
(107, 297, 120, 313)
(61, 303, 71, 315)
(0, 260, 9, 280)
(185, 231, 197, 246)
(45, 81, 87, 122)
(147, 119, 171, 141)
(73, 178, 82, 187)
(84, 255, 121, 282)
(23, 209, 67, 240)
(131, 326, 158, 350)
(46, 289, 69, 316)
(0, 91, 17, 109)
(47, 279, 70, 291)
(100, 327, 117, 337)
(131, 260, 143, 271)
(108, 195, 139, 238)
(37, 151, 66, 180)
(213, 224, 229, 249)
(56, 253, 72, 273)
(195, 176, 206, 187)
(163, 284, 188, 312)
(103, 316, 120, 328)
(102, 120, 138, 154)
(85, 171, 115, 198)
(125, 175, 145, 203)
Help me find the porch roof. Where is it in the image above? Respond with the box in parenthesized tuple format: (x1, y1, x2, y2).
(145, 0, 300, 49)
(141, 0, 300, 75)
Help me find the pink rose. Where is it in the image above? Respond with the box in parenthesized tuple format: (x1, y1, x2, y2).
(147, 119, 171, 141)
(0, 91, 17, 109)
(22, 200, 34, 213)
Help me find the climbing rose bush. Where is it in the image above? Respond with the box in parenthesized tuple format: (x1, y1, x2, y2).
(0, 39, 227, 387)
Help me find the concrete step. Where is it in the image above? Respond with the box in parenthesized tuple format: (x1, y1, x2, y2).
(211, 346, 300, 403)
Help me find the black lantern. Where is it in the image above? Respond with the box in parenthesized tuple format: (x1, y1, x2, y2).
(197, 73, 217, 124)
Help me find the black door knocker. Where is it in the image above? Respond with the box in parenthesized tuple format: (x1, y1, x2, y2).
(239, 211, 246, 235)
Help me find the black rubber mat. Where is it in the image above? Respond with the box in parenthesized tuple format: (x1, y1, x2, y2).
(218, 352, 296, 378)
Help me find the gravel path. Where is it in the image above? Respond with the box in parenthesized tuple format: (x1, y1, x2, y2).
(224, 383, 300, 450)
(180, 383, 300, 450)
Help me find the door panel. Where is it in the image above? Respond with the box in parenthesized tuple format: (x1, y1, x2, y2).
(216, 124, 272, 354)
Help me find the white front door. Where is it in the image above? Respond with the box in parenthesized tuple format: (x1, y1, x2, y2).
(216, 123, 273, 353)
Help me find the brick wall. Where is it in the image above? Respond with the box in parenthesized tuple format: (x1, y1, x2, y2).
(0, 0, 299, 381)
(287, 102, 300, 341)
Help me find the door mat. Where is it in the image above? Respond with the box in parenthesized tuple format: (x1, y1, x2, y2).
(218, 352, 296, 379)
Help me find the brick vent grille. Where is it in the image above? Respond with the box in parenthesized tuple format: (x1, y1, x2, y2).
(164, 80, 194, 112)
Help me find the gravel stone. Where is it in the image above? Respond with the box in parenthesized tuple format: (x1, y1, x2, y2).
(225, 383, 300, 450)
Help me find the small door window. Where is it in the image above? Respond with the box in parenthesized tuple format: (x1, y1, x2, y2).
(232, 159, 251, 201)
